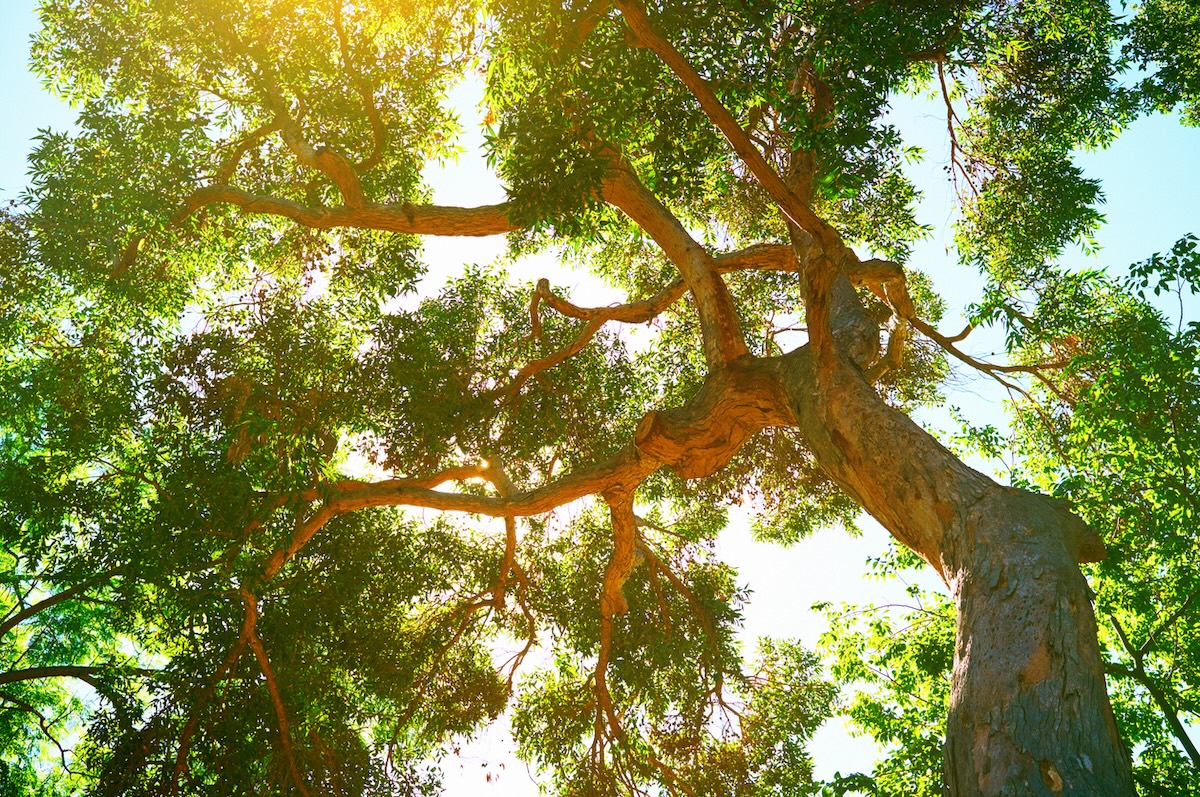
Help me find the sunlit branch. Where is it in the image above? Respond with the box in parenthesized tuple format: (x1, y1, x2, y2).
(243, 588, 310, 797)
(594, 491, 638, 751)
(634, 539, 717, 655)
(214, 121, 282, 184)
(260, 464, 488, 580)
(864, 315, 908, 383)
(907, 315, 1071, 402)
(325, 445, 659, 519)
(265, 86, 369, 208)
(530, 243, 810, 326)
(601, 169, 748, 366)
(494, 315, 608, 400)
(331, 0, 386, 172)
(284, 355, 796, 537)
(0, 570, 120, 639)
(533, 276, 687, 326)
(613, 0, 840, 252)
(526, 244, 811, 355)
(938, 62, 979, 199)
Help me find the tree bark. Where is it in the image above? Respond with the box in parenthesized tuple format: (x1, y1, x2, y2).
(776, 344, 1135, 796)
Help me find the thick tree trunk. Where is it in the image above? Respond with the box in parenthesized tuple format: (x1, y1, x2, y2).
(942, 490, 1131, 796)
(775, 346, 1135, 796)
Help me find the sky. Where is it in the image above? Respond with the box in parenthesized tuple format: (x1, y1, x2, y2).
(2, 1, 1199, 794)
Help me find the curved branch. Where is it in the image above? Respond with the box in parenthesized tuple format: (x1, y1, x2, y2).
(535, 246, 906, 330)
(329, 444, 658, 519)
(214, 122, 281, 185)
(530, 243, 797, 329)
(536, 276, 688, 324)
(266, 88, 368, 208)
(172, 596, 256, 796)
(602, 168, 748, 366)
(231, 360, 799, 648)
(330, 360, 794, 519)
(0, 691, 75, 772)
(595, 491, 637, 747)
(261, 463, 489, 580)
(493, 315, 608, 399)
(252, 357, 797, 595)
(907, 315, 1070, 402)
(508, 242, 804, 391)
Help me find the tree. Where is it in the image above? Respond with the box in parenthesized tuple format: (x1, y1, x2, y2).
(1, 0, 1197, 794)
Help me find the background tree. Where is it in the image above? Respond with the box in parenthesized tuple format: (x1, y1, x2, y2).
(1, 0, 1197, 795)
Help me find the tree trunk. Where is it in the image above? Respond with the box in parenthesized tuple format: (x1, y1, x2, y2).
(776, 345, 1136, 796)
(942, 489, 1132, 796)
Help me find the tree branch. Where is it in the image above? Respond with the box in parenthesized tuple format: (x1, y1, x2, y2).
(265, 86, 368, 208)
(492, 315, 609, 399)
(938, 61, 978, 198)
(0, 569, 120, 639)
(214, 121, 281, 184)
(172, 596, 256, 796)
(595, 491, 637, 747)
(0, 691, 75, 772)
(1107, 660, 1200, 767)
(1139, 584, 1200, 659)
(613, 0, 840, 252)
(0, 665, 105, 689)
(907, 315, 1071, 401)
(243, 589, 310, 797)
(1109, 615, 1200, 767)
(259, 463, 488, 580)
(175, 184, 516, 237)
(331, 0, 386, 172)
(601, 168, 748, 366)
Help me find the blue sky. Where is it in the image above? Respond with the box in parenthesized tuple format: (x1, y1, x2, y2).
(2, 0, 1198, 793)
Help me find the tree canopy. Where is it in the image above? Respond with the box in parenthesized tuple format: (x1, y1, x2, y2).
(1, 0, 1198, 795)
